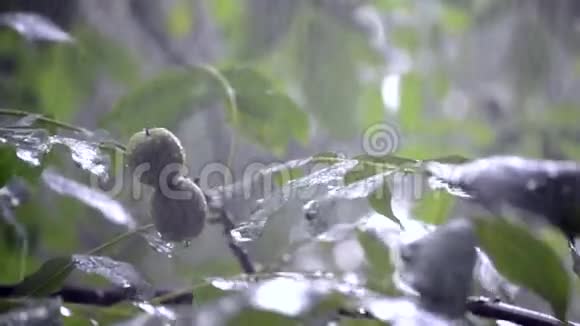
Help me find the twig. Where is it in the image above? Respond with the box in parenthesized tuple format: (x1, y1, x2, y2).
(218, 208, 256, 274)
(466, 296, 578, 326)
(0, 109, 127, 151)
(0, 284, 192, 306)
(0, 283, 576, 326)
(199, 184, 256, 274)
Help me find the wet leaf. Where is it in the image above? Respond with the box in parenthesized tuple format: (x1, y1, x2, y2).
(397, 219, 476, 317)
(14, 257, 74, 296)
(222, 67, 309, 156)
(50, 136, 109, 179)
(0, 116, 117, 178)
(426, 156, 580, 235)
(231, 159, 358, 243)
(72, 255, 153, 299)
(474, 218, 571, 320)
(343, 155, 411, 224)
(368, 181, 396, 223)
(344, 155, 416, 185)
(0, 12, 74, 43)
(41, 169, 136, 229)
(0, 128, 51, 167)
(15, 254, 152, 299)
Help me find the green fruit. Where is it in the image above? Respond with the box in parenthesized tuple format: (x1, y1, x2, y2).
(126, 128, 186, 186)
(151, 177, 207, 242)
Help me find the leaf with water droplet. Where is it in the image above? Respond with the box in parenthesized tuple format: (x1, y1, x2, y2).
(344, 155, 416, 185)
(474, 217, 571, 320)
(230, 159, 358, 243)
(72, 255, 154, 300)
(139, 228, 175, 258)
(15, 255, 153, 299)
(0, 128, 51, 167)
(41, 169, 136, 229)
(51, 136, 110, 180)
(0, 123, 114, 179)
(0, 12, 74, 43)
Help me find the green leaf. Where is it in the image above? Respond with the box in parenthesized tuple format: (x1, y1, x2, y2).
(0, 145, 43, 187)
(102, 68, 214, 138)
(413, 190, 454, 225)
(344, 154, 416, 185)
(474, 218, 571, 320)
(13, 256, 74, 296)
(222, 67, 309, 155)
(368, 181, 396, 223)
(14, 225, 153, 297)
(400, 73, 423, 131)
(341, 155, 412, 224)
(357, 230, 394, 294)
(426, 155, 470, 164)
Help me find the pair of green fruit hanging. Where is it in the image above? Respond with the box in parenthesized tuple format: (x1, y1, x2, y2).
(126, 128, 207, 242)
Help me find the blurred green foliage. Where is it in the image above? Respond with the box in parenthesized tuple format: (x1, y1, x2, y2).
(1, 0, 580, 324)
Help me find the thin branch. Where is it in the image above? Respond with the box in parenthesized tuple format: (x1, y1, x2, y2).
(0, 284, 192, 306)
(218, 208, 256, 274)
(0, 109, 127, 151)
(194, 177, 256, 274)
(1, 283, 577, 326)
(466, 296, 578, 326)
